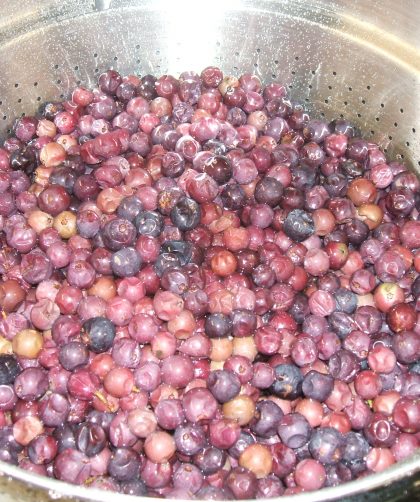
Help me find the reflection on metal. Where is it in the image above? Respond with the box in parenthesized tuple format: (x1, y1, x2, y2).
(94, 0, 112, 11)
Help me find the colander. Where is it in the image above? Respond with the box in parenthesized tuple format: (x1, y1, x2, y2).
(0, 0, 419, 500)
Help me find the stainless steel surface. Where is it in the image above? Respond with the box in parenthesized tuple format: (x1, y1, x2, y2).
(0, 0, 419, 500)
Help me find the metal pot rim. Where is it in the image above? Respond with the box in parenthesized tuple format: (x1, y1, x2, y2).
(1, 452, 420, 501)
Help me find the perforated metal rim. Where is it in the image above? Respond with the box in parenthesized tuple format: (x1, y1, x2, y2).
(0, 0, 419, 170)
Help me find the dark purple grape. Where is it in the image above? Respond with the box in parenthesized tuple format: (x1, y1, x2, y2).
(9, 146, 37, 175)
(75, 422, 106, 457)
(221, 184, 246, 210)
(76, 210, 101, 239)
(59, 342, 89, 371)
(288, 293, 310, 324)
(170, 197, 201, 231)
(0, 355, 21, 385)
(250, 399, 283, 438)
(108, 447, 142, 481)
(173, 463, 203, 494)
(334, 288, 358, 314)
(138, 74, 157, 100)
(111, 247, 142, 277)
(111, 338, 141, 368)
(102, 218, 136, 251)
(14, 367, 48, 401)
(345, 219, 370, 246)
(49, 166, 76, 194)
(153, 252, 181, 277)
(325, 463, 352, 487)
(117, 195, 143, 222)
(120, 479, 147, 496)
(225, 466, 258, 499)
(86, 410, 115, 432)
(270, 364, 303, 400)
(135, 210, 164, 236)
(363, 412, 399, 448)
(203, 156, 232, 184)
(193, 446, 226, 475)
(328, 349, 360, 383)
(174, 424, 206, 455)
(291, 165, 317, 190)
(155, 398, 185, 430)
(231, 309, 257, 338)
(302, 370, 334, 401)
(54, 424, 77, 453)
(324, 172, 348, 197)
(309, 427, 345, 465)
(53, 448, 91, 484)
(343, 431, 370, 466)
(207, 370, 241, 403)
(283, 209, 314, 242)
(205, 313, 232, 338)
(172, 102, 194, 124)
(28, 434, 58, 465)
(82, 316, 116, 353)
(277, 413, 311, 449)
(162, 152, 186, 178)
(328, 311, 354, 338)
(228, 432, 255, 460)
(354, 306, 383, 336)
(195, 486, 233, 501)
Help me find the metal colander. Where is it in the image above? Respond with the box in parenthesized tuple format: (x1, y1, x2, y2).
(0, 0, 419, 501)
